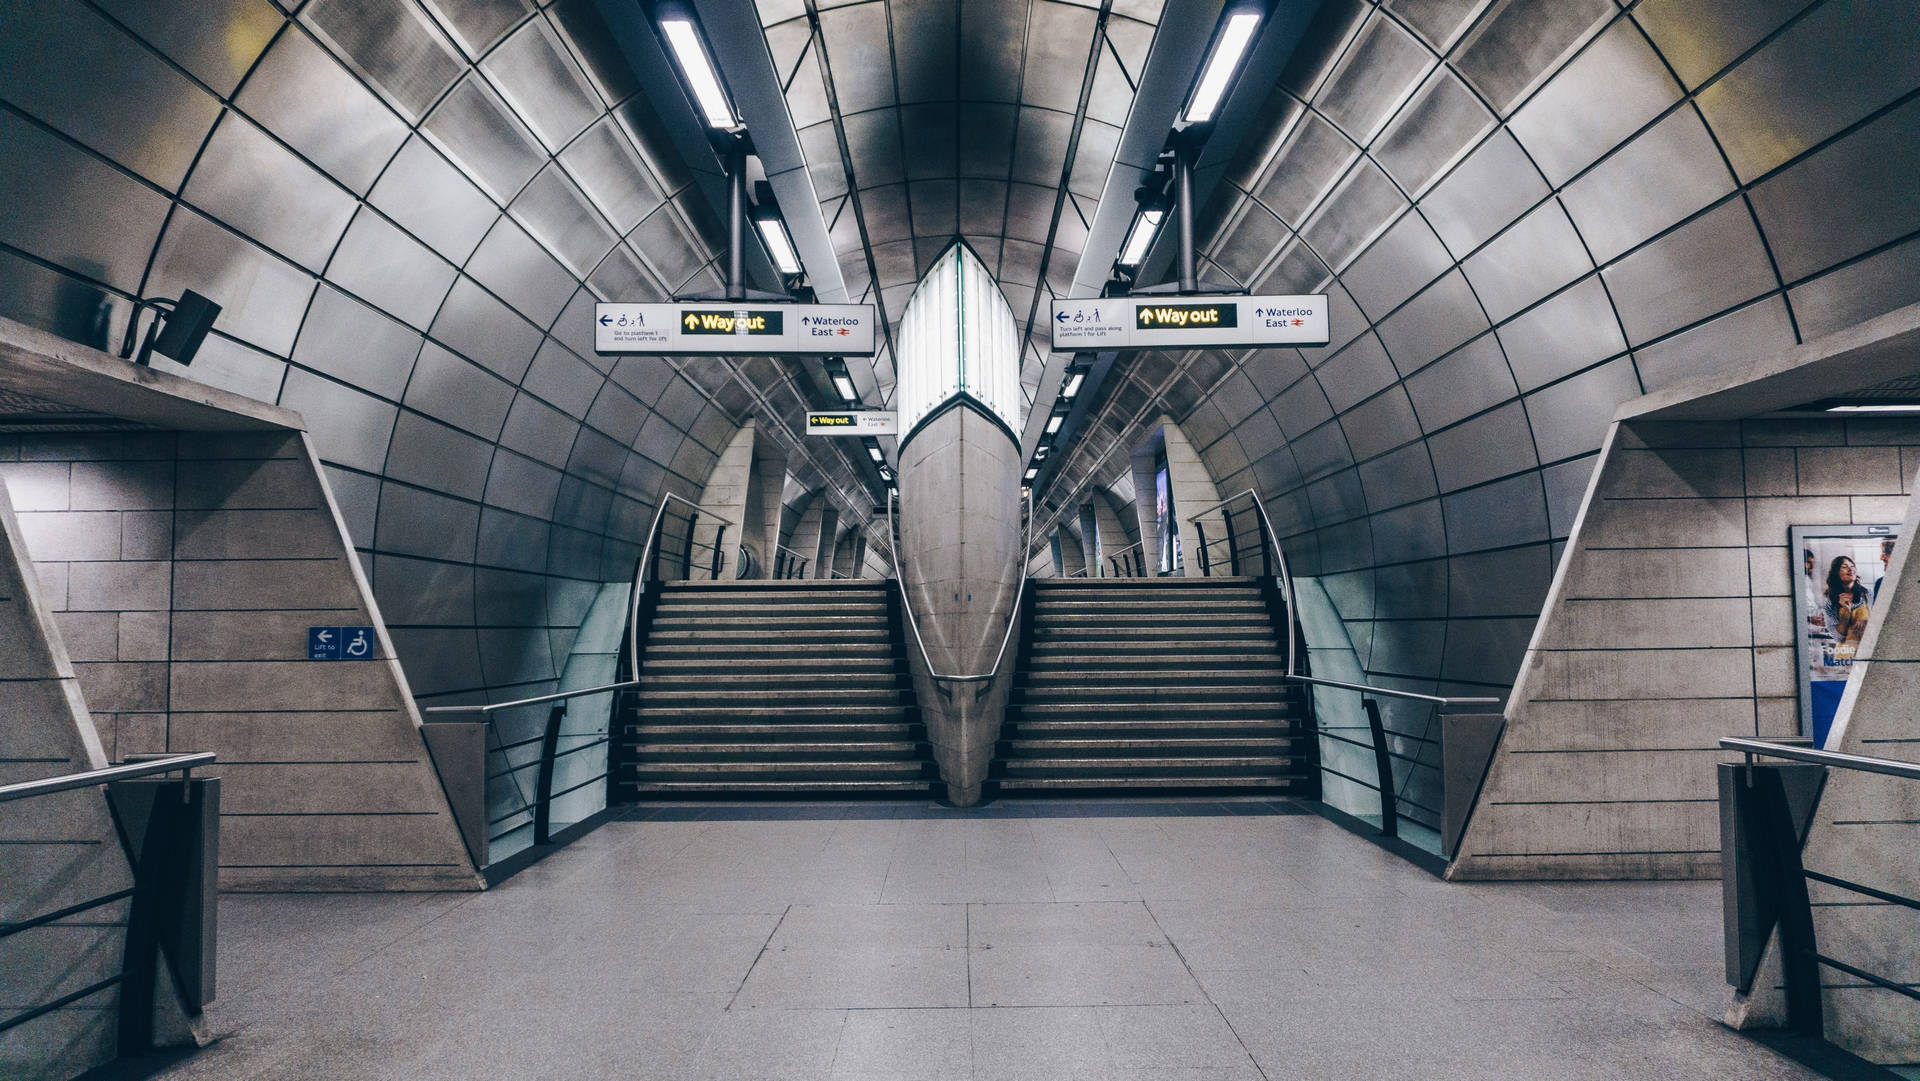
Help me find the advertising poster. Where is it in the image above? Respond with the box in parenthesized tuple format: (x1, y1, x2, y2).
(1791, 524, 1899, 747)
(1155, 455, 1179, 575)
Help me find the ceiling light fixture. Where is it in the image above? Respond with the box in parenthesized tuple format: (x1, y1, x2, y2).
(832, 373, 858, 402)
(1826, 403, 1920, 413)
(1045, 414, 1064, 435)
(867, 445, 885, 462)
(1184, 9, 1263, 125)
(1118, 208, 1163, 267)
(1061, 371, 1085, 399)
(660, 16, 737, 130)
(1024, 467, 1039, 481)
(754, 211, 802, 275)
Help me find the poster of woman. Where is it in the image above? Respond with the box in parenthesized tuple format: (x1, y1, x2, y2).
(1792, 525, 1899, 747)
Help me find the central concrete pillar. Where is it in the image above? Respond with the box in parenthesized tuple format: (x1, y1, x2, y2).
(896, 402, 1024, 806)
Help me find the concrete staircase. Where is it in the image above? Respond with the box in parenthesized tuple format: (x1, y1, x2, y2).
(989, 577, 1314, 795)
(615, 580, 939, 799)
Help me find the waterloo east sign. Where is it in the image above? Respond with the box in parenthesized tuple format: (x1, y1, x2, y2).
(1048, 294, 1330, 351)
(595, 302, 877, 356)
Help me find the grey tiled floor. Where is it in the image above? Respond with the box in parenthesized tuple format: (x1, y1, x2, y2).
(155, 805, 1827, 1081)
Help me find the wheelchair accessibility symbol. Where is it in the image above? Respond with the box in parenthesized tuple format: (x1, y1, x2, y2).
(309, 625, 378, 661)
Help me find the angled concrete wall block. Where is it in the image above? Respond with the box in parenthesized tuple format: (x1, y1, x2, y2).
(1452, 411, 1920, 881)
(0, 482, 201, 1079)
(694, 421, 754, 579)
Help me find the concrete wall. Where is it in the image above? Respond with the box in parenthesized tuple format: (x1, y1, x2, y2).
(1130, 416, 1224, 577)
(787, 499, 825, 579)
(0, 481, 199, 1078)
(897, 404, 1023, 804)
(1786, 475, 1920, 1061)
(1056, 528, 1086, 576)
(1451, 416, 1920, 880)
(694, 423, 755, 580)
(0, 431, 479, 891)
(1092, 490, 1134, 576)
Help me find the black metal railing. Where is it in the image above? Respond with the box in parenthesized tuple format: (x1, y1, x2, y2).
(1719, 737, 1920, 1038)
(1286, 677, 1499, 843)
(1184, 491, 1284, 578)
(0, 753, 214, 1052)
(640, 494, 740, 582)
(772, 543, 811, 579)
(1105, 539, 1147, 577)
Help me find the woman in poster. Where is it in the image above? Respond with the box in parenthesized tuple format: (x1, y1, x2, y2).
(1824, 555, 1873, 657)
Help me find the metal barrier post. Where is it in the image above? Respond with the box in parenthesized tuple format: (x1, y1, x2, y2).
(1740, 764, 1824, 1035)
(1362, 697, 1398, 838)
(680, 511, 698, 580)
(710, 524, 728, 579)
(1222, 508, 1240, 576)
(533, 703, 566, 845)
(1193, 520, 1210, 576)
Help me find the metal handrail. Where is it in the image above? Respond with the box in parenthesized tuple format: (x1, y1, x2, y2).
(1106, 539, 1144, 555)
(1181, 488, 1298, 674)
(0, 752, 215, 803)
(887, 486, 1035, 684)
(421, 681, 642, 716)
(1284, 675, 1501, 709)
(632, 492, 740, 675)
(1721, 737, 1920, 781)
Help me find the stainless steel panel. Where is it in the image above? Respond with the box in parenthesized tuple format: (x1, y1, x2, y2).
(1385, 0, 1489, 51)
(1010, 107, 1072, 186)
(901, 103, 959, 181)
(798, 123, 850, 200)
(1020, 1, 1098, 113)
(1340, 210, 1452, 320)
(1441, 471, 1547, 552)
(423, 74, 548, 204)
(1278, 0, 1368, 100)
(464, 216, 579, 327)
(1339, 387, 1422, 461)
(302, 0, 465, 123)
(419, 0, 529, 59)
(1788, 234, 1920, 342)
(1403, 333, 1514, 431)
(155, 332, 287, 404)
(1448, 544, 1552, 616)
(1418, 129, 1549, 258)
(385, 409, 494, 501)
(0, 0, 223, 188)
(379, 555, 476, 625)
(1210, 370, 1263, 426)
(291, 285, 423, 400)
(1495, 274, 1626, 392)
(377, 484, 481, 563)
(1748, 94, 1920, 283)
(1253, 239, 1333, 296)
(1068, 120, 1120, 199)
(958, 104, 1017, 178)
(482, 16, 600, 152)
(1315, 332, 1399, 414)
(584, 385, 648, 445)
(94, 0, 283, 97)
(1425, 401, 1537, 492)
(1507, 19, 1679, 186)
(819, 3, 897, 113)
(960, 0, 1026, 103)
(549, 291, 606, 369)
(0, 109, 170, 295)
(431, 276, 542, 382)
(1211, 201, 1289, 285)
(403, 341, 516, 439)
(910, 180, 960, 239)
(1376, 269, 1488, 377)
(1367, 500, 1445, 563)
(510, 164, 618, 277)
(1313, 12, 1433, 145)
(326, 207, 458, 331)
(1632, 0, 1811, 89)
(1559, 106, 1734, 264)
(1695, 0, 1920, 182)
(184, 113, 359, 273)
(148, 209, 316, 357)
(547, 0, 640, 106)
(893, 0, 957, 103)
(559, 118, 664, 235)
(959, 180, 1009, 236)
(862, 184, 912, 245)
(1600, 200, 1777, 346)
(1005, 183, 1055, 245)
(783, 43, 833, 130)
(1522, 355, 1639, 463)
(1305, 468, 1368, 525)
(1087, 47, 1136, 128)
(1372, 68, 1493, 195)
(587, 244, 664, 304)
(523, 339, 606, 414)
(872, 239, 919, 287)
(1299, 159, 1405, 272)
(1540, 456, 1594, 539)
(1460, 198, 1591, 324)
(1630, 296, 1794, 392)
(1288, 420, 1354, 482)
(278, 367, 398, 473)
(615, 94, 694, 196)
(369, 137, 499, 263)
(237, 28, 411, 196)
(1451, 0, 1613, 116)
(1357, 440, 1438, 510)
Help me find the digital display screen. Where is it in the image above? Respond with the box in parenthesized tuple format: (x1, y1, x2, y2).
(1135, 304, 1238, 330)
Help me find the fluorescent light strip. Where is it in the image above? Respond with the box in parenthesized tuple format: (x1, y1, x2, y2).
(1045, 414, 1064, 434)
(832, 374, 858, 401)
(756, 216, 802, 274)
(1826, 404, 1920, 413)
(661, 19, 736, 129)
(867, 446, 885, 462)
(1061, 371, 1084, 398)
(1184, 11, 1262, 124)
(1024, 468, 1039, 481)
(1119, 209, 1163, 266)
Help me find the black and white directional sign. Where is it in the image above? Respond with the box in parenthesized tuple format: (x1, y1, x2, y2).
(805, 411, 898, 436)
(1048, 294, 1329, 351)
(595, 303, 877, 357)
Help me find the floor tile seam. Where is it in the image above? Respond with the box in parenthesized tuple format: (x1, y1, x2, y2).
(727, 902, 792, 1012)
(1140, 896, 1271, 1081)
(326, 889, 490, 976)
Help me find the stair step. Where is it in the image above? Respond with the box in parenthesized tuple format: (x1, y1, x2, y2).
(628, 722, 923, 738)
(1007, 718, 1301, 735)
(1001, 737, 1297, 754)
(628, 779, 936, 793)
(635, 741, 927, 757)
(989, 776, 1304, 791)
(643, 658, 897, 675)
(650, 628, 889, 642)
(644, 672, 901, 688)
(632, 759, 934, 776)
(652, 602, 886, 615)
(1015, 685, 1293, 703)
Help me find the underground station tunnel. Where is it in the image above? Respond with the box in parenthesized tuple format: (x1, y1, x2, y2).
(2, 1, 1919, 1078)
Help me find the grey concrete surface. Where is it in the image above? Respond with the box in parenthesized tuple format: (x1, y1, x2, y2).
(143, 806, 1829, 1081)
